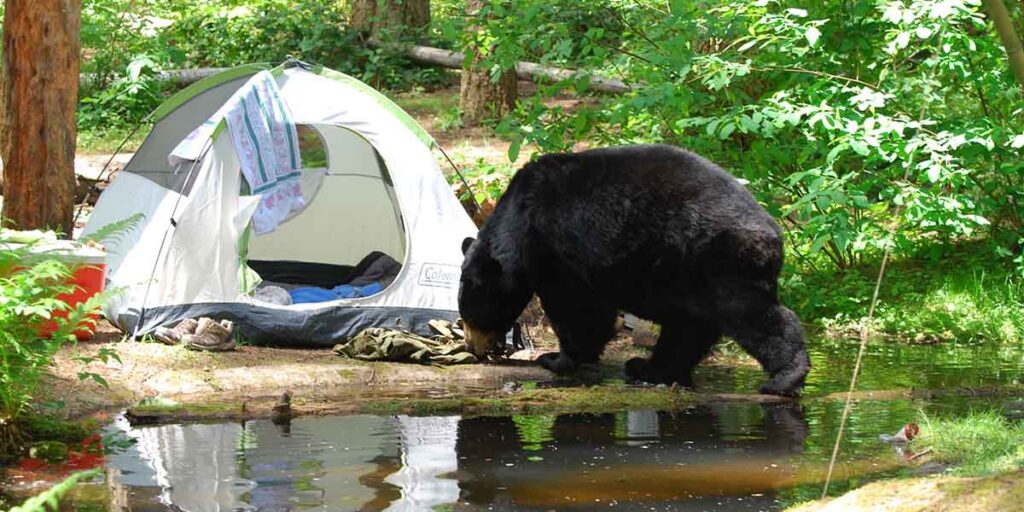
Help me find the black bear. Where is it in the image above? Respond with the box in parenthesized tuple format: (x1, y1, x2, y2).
(458, 145, 809, 396)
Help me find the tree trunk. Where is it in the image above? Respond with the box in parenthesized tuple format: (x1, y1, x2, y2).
(982, 0, 1024, 90)
(1, 0, 81, 234)
(459, 0, 517, 128)
(350, 0, 430, 41)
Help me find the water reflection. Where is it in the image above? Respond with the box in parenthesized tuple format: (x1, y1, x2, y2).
(455, 404, 811, 510)
(101, 402, 858, 511)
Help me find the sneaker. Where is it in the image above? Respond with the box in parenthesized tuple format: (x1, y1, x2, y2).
(153, 318, 199, 345)
(183, 318, 236, 352)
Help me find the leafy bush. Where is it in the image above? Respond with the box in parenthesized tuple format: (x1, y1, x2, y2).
(161, 0, 450, 91)
(78, 55, 169, 131)
(75, 0, 454, 133)
(472, 0, 1023, 271)
(449, 159, 514, 206)
(0, 230, 124, 455)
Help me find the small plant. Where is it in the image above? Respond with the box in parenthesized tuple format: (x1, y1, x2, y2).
(78, 55, 166, 131)
(453, 159, 513, 205)
(437, 106, 465, 132)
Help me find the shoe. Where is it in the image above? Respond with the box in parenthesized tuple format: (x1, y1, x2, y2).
(183, 318, 236, 352)
(153, 318, 199, 345)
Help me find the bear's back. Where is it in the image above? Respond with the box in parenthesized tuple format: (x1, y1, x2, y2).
(522, 144, 771, 230)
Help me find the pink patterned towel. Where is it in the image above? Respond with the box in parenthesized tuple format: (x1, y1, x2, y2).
(169, 70, 303, 234)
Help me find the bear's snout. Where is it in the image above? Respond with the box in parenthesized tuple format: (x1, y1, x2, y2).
(463, 323, 503, 357)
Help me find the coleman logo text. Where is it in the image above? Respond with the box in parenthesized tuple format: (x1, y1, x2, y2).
(419, 264, 460, 288)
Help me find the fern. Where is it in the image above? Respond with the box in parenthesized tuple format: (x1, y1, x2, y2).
(7, 468, 101, 511)
(79, 212, 145, 246)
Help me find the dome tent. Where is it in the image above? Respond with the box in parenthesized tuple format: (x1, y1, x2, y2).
(82, 61, 477, 346)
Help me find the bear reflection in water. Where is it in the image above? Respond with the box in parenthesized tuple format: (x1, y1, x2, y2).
(454, 402, 810, 510)
(102, 403, 809, 511)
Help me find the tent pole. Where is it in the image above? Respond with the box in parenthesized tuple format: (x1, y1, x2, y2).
(71, 118, 150, 236)
(436, 144, 483, 216)
(133, 137, 214, 338)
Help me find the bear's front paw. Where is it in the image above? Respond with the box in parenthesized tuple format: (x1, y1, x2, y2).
(624, 358, 693, 387)
(536, 352, 580, 374)
(759, 373, 804, 397)
(624, 357, 660, 384)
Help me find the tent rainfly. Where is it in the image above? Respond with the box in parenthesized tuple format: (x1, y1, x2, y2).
(82, 62, 477, 346)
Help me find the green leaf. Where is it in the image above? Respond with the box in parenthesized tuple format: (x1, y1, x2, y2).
(719, 122, 736, 139)
(805, 26, 821, 47)
(850, 140, 870, 156)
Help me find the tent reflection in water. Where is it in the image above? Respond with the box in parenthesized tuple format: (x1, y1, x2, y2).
(104, 415, 463, 511)
(82, 61, 476, 346)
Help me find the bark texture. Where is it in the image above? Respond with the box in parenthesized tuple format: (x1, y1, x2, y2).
(350, 0, 430, 41)
(1, 0, 82, 234)
(459, 0, 517, 128)
(981, 0, 1024, 90)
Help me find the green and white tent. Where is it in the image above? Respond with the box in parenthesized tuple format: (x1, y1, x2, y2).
(82, 62, 477, 345)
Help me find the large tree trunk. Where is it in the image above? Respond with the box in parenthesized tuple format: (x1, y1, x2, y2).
(350, 0, 430, 41)
(982, 0, 1024, 90)
(459, 0, 517, 128)
(1, 0, 81, 234)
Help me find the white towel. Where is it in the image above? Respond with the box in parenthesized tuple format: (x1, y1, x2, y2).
(169, 70, 304, 235)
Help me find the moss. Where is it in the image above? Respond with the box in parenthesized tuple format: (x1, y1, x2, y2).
(126, 400, 248, 425)
(359, 385, 695, 417)
(21, 414, 93, 444)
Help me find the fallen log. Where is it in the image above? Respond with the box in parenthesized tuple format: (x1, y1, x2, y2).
(79, 45, 635, 93)
(79, 67, 228, 87)
(396, 43, 634, 94)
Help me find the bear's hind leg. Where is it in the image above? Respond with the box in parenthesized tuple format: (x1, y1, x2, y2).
(625, 319, 720, 387)
(728, 304, 810, 397)
(536, 296, 618, 375)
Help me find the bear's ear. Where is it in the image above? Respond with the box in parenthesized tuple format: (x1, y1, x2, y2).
(461, 237, 476, 255)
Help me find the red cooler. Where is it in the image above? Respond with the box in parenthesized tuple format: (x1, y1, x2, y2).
(30, 241, 108, 341)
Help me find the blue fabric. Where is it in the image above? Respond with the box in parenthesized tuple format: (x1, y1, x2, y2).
(289, 281, 384, 304)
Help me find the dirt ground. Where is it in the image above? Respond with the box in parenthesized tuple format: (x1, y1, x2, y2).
(46, 316, 697, 419)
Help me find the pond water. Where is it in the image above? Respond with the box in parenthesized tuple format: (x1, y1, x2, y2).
(17, 341, 1024, 510)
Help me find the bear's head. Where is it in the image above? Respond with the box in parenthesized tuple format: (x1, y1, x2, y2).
(459, 236, 533, 357)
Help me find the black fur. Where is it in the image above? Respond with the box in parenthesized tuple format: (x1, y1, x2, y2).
(459, 144, 810, 396)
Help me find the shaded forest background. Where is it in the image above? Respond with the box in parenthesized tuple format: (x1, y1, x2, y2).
(2, 0, 1024, 344)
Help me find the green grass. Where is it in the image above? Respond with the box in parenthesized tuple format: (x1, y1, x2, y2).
(77, 126, 147, 155)
(784, 242, 1024, 345)
(916, 411, 1024, 476)
(393, 90, 459, 118)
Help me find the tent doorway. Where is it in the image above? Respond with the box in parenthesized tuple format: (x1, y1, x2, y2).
(246, 124, 407, 296)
